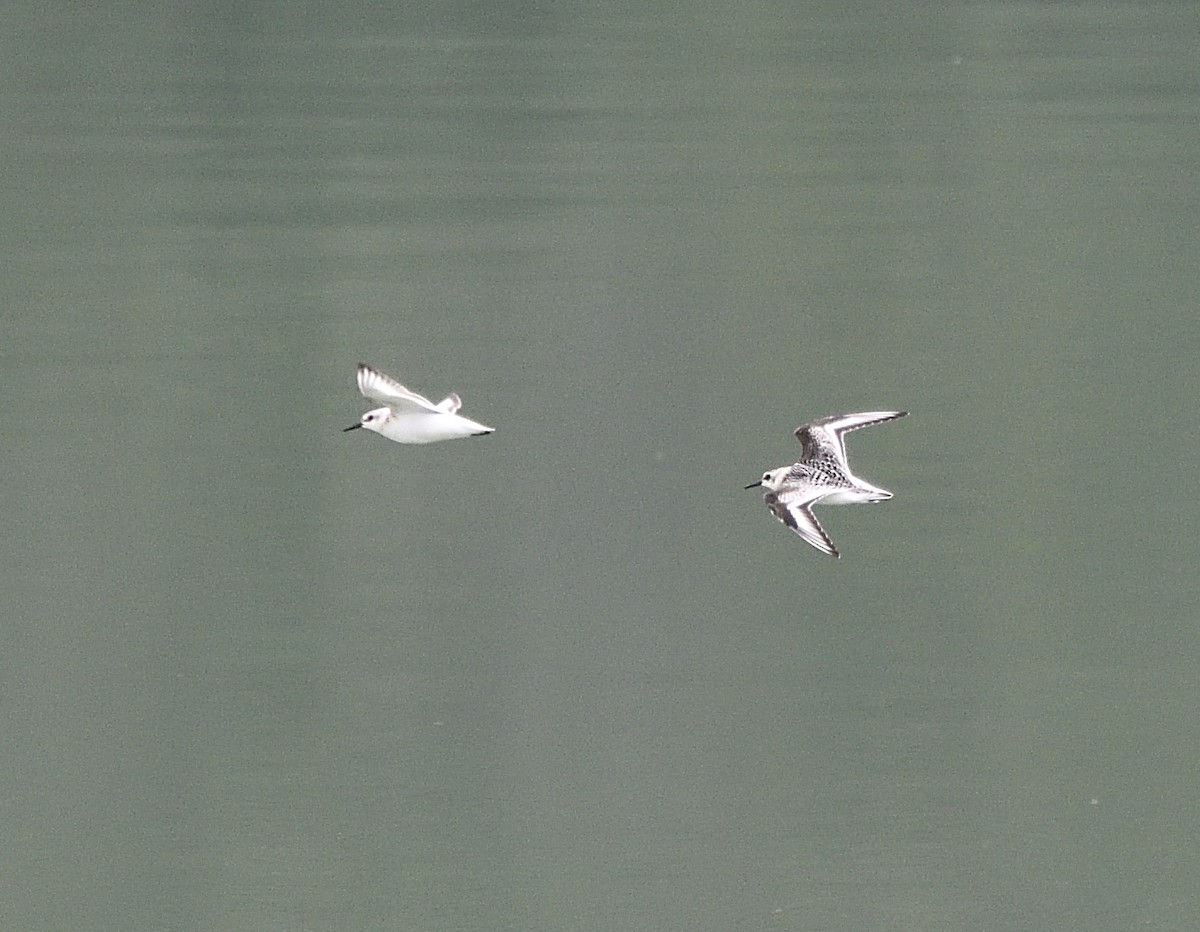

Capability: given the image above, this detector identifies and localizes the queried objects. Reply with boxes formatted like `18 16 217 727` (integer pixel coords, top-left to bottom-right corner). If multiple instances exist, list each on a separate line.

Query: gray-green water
4 3 1200 929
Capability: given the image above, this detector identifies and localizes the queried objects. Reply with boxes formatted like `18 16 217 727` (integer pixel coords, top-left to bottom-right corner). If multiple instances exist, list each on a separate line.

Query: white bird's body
746 411 906 557
344 363 494 444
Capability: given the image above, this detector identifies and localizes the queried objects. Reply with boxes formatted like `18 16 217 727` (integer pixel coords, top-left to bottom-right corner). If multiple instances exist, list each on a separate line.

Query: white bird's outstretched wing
356 364 441 413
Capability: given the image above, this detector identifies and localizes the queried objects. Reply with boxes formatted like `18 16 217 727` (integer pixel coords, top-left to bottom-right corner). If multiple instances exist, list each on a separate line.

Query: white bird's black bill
343 423 363 432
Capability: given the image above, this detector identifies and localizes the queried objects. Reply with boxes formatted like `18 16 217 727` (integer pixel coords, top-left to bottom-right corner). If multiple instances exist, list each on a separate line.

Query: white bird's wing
435 392 462 414
356 364 441 413
764 487 840 557
794 411 907 465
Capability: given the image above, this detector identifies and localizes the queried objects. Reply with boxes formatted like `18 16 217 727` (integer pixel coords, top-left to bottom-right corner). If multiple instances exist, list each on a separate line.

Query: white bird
344 363 494 444
745 411 906 557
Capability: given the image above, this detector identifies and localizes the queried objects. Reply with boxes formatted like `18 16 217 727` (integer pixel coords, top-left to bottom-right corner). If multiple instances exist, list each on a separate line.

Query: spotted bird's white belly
819 485 892 505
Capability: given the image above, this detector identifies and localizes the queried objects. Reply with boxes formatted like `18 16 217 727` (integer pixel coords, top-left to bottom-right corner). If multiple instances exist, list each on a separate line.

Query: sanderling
344 363 494 444
745 411 907 557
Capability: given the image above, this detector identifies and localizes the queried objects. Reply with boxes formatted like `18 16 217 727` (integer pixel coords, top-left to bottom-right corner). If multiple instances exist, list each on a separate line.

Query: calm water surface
3 2 1200 929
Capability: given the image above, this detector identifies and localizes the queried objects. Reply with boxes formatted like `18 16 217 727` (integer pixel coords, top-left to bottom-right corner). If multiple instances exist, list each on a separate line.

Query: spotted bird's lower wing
764 490 839 557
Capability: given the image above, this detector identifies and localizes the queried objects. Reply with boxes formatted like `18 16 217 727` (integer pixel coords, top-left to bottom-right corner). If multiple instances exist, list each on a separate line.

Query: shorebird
344 363 494 444
746 411 907 557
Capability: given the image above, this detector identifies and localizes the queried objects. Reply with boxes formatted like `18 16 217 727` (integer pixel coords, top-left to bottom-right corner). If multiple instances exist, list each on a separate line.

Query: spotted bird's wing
795 411 907 465
356 364 441 414
764 487 840 557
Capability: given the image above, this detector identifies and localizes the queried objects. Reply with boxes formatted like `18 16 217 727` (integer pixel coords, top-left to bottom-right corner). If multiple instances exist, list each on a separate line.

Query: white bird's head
344 407 391 435
744 467 790 491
